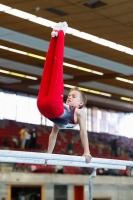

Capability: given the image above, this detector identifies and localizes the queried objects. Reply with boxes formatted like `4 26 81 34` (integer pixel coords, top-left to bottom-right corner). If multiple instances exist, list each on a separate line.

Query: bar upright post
89 168 97 200
131 167 133 176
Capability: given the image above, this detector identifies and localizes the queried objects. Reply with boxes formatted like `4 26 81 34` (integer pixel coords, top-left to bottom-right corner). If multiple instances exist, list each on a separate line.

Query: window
3 92 16 120
88 108 92 132
100 109 109 133
54 185 67 200
1 89 133 138
16 93 29 123
11 186 42 200
108 111 118 134
92 107 100 132
46 118 53 127
124 113 133 138
28 95 41 124
0 90 4 120
117 112 125 136
84 107 88 130
41 115 46 126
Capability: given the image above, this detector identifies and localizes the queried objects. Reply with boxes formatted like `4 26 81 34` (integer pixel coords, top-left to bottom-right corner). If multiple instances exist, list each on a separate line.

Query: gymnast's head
66 87 87 109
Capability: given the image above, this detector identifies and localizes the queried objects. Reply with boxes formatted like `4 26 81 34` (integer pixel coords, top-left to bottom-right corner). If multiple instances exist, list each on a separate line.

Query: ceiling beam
1 27 133 75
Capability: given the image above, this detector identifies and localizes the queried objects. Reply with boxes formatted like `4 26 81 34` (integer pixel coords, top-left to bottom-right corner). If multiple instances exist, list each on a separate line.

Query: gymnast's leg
37 22 68 118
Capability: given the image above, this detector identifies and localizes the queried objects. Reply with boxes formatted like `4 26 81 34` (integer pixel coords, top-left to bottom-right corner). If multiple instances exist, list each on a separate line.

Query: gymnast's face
66 90 83 108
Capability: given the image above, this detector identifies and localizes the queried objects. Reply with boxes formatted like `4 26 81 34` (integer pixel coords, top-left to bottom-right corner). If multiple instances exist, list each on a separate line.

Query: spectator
25 128 31 149
66 139 75 155
109 135 118 157
30 128 37 149
19 126 26 149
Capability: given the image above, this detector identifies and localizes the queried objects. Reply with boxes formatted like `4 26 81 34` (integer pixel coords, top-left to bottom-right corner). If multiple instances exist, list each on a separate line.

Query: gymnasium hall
0 1 133 200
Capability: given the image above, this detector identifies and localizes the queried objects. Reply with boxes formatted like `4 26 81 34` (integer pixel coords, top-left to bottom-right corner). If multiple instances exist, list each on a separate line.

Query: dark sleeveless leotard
48 103 77 129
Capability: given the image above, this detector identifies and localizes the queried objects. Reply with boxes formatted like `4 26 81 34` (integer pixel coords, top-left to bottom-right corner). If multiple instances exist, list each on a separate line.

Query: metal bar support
89 168 97 200
131 167 133 176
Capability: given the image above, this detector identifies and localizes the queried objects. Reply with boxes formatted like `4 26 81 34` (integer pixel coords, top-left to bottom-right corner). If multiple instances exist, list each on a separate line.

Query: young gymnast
37 22 92 163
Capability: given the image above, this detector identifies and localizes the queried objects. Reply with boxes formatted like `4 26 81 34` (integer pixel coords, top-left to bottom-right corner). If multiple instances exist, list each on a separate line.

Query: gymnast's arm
47 123 59 153
76 108 92 163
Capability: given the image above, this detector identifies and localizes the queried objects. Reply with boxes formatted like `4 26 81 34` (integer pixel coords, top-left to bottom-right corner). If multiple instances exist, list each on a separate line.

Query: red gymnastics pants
37 30 65 118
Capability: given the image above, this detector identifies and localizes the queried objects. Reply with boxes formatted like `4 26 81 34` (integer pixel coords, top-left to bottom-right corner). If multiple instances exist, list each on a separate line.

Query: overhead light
125 49 133 55
0 45 27 55
78 86 90 92
0 68 37 80
0 45 8 50
120 97 133 102
63 62 77 69
27 53 45 60
64 84 74 89
67 27 81 36
92 70 103 75
0 69 10 74
116 77 133 84
64 84 111 97
29 17 56 28
10 72 37 80
25 76 37 80
0 4 11 11
77 66 92 72
100 92 111 97
63 62 103 75
98 39 117 49
8 48 27 55
10 72 38 80
94 38 111 47
116 77 129 83
115 45 130 52
89 89 100 94
10 72 25 78
80 32 99 41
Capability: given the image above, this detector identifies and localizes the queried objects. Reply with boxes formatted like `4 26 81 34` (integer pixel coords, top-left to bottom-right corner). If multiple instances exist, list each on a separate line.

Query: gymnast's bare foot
83 153 92 163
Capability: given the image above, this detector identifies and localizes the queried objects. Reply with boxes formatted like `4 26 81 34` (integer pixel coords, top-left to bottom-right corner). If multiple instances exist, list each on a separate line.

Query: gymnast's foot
60 21 68 35
51 22 62 37
51 21 68 37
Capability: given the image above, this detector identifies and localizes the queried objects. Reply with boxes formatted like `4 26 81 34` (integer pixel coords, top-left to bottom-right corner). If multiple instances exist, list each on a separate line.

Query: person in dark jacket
30 128 37 149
